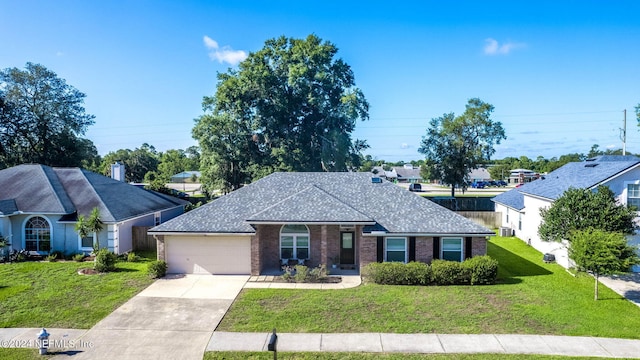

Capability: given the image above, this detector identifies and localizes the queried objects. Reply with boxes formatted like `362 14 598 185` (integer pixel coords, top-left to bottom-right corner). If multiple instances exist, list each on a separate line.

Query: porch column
320 225 328 266
154 235 165 261
251 229 261 276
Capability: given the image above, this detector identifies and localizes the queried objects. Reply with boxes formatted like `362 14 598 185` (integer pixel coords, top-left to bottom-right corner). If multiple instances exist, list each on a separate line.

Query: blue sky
2 1 639 162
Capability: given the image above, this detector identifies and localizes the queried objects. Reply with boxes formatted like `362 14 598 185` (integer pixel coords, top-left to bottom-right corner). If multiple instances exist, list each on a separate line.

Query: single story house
170 171 201 183
468 167 491 183
492 155 640 271
150 172 494 275
0 164 188 256
394 165 423 183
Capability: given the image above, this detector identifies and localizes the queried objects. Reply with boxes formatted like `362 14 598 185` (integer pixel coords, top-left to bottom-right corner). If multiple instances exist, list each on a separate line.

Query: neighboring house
468 167 491 183
371 166 398 181
150 172 494 275
0 164 188 255
170 171 201 183
393 165 423 183
492 155 640 271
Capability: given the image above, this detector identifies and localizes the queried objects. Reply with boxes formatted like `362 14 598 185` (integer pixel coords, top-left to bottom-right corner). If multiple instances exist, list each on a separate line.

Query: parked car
471 181 485 189
496 180 507 187
408 183 422 192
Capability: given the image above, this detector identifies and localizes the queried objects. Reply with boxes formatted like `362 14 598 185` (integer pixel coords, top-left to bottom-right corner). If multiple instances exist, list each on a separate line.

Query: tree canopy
0 62 96 168
418 98 506 196
538 185 637 242
193 34 369 192
569 228 639 300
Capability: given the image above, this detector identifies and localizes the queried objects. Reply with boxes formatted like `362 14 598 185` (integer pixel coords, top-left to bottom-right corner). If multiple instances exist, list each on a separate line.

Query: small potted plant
330 255 340 269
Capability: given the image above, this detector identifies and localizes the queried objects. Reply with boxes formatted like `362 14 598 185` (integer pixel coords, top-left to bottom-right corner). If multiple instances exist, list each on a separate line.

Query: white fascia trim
147 232 255 237
593 163 640 189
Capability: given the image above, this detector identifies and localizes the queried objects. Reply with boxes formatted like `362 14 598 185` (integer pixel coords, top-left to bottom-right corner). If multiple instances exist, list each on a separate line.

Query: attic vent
585 163 599 168
371 177 382 183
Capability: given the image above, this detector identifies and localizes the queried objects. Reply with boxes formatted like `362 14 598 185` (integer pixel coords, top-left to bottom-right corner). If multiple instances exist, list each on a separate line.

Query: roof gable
246 185 374 223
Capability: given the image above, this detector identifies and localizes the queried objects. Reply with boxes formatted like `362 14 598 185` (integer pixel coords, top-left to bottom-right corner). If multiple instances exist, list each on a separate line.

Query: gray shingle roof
492 156 640 209
152 172 493 236
0 165 186 222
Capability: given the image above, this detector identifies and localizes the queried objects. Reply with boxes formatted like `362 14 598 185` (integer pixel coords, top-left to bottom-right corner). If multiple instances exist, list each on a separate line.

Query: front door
340 232 355 265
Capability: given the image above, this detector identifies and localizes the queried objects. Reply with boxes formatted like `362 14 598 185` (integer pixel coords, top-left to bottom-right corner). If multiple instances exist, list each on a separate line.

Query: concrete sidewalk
208 332 640 358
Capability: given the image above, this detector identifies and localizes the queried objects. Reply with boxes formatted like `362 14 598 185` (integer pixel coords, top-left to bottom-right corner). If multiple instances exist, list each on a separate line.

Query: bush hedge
94 248 117 272
364 256 498 286
147 260 168 279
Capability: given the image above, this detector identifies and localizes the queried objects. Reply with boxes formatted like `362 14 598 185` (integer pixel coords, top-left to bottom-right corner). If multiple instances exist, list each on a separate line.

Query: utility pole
621 109 627 156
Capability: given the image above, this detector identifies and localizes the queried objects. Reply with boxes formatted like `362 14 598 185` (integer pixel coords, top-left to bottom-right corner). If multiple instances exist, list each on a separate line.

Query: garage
164 236 251 274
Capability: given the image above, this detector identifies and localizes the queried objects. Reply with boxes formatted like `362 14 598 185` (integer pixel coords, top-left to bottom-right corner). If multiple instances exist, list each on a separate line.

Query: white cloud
203 35 247 65
483 38 525 55
401 143 410 149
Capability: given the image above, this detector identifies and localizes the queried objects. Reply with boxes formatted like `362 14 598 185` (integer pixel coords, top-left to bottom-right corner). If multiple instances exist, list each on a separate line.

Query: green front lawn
0 255 155 328
218 236 640 338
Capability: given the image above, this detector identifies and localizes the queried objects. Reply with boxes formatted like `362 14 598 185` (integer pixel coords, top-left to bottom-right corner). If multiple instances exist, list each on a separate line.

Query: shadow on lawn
489 241 552 284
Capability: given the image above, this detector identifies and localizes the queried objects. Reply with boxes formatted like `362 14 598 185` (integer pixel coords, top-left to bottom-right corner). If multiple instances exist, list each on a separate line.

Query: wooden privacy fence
132 226 156 252
457 211 501 229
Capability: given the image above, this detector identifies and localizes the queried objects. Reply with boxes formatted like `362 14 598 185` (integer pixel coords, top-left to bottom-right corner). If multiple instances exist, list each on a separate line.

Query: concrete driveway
54 275 248 360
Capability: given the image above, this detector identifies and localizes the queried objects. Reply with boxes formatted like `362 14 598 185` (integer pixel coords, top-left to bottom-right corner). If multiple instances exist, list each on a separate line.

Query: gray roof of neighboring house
492 156 640 210
0 164 187 222
152 172 493 236
468 167 491 180
171 171 201 179
394 167 422 180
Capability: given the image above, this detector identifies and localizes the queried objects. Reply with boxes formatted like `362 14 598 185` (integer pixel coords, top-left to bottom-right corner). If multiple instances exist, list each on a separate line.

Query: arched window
24 216 51 252
280 224 309 260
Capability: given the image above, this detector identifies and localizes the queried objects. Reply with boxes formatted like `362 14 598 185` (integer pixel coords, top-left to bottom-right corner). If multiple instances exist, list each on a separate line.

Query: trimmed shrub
147 260 168 279
431 259 470 285
294 265 309 282
72 253 85 262
44 253 58 262
94 248 117 272
127 252 140 263
404 261 431 285
465 255 499 285
363 262 430 285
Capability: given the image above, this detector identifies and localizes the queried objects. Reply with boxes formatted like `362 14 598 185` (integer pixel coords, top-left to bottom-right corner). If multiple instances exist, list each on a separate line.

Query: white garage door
165 236 251 274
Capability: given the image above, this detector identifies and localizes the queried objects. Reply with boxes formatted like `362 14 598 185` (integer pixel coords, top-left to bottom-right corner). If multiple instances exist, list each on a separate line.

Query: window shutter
432 237 440 260
408 237 416 262
465 237 473 259
376 237 384 262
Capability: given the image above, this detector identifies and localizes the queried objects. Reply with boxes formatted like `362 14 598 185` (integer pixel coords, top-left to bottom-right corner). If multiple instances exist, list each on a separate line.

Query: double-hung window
280 225 310 260
441 238 463 262
385 237 407 262
628 184 640 210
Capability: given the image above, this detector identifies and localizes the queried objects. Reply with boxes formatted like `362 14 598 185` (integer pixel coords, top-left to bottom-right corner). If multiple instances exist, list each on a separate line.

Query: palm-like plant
75 208 104 253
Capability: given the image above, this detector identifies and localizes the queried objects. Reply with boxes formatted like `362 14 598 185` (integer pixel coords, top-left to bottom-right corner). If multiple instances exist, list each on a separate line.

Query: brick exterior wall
252 224 343 274
251 224 488 275
415 236 433 263
471 236 487 257
359 235 377 271
154 235 165 261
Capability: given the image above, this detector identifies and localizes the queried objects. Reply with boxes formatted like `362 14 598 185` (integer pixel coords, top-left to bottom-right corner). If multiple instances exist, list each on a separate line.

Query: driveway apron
54 274 248 360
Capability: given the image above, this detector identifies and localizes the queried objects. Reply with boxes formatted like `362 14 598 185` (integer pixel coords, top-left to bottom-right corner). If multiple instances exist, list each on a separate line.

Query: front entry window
280 224 310 260
25 216 51 252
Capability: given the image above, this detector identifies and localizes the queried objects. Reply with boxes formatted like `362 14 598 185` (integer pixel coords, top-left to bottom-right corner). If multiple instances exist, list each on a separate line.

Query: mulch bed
77 268 100 275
